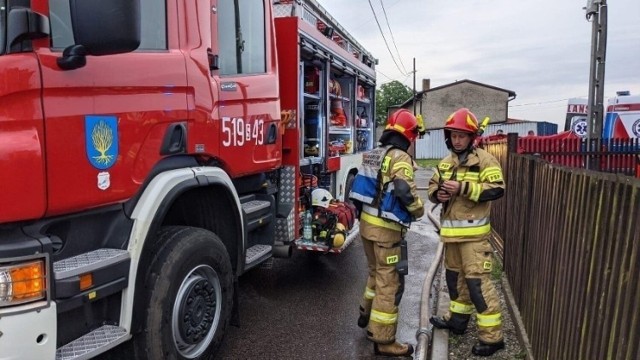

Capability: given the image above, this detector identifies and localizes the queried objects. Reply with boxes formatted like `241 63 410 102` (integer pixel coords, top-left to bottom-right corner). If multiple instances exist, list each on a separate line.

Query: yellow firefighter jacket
360 148 424 243
427 148 504 243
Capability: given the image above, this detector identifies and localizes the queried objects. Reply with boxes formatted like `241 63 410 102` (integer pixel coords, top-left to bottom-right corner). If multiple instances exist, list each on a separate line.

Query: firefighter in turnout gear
428 108 506 356
349 109 424 357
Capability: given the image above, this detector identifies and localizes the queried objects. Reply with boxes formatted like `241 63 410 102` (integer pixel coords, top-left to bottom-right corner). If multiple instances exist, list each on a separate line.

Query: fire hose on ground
414 202 444 360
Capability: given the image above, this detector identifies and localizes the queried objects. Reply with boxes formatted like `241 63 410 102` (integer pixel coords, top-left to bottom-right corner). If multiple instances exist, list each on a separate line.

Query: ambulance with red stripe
604 92 640 139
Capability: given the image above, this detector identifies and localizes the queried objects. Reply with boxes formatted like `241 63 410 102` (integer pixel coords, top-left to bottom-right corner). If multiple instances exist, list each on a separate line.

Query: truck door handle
266 123 277 144
207 48 219 71
160 123 187 155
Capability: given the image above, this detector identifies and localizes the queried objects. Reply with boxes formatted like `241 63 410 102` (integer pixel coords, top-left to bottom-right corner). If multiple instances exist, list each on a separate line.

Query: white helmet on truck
311 188 333 208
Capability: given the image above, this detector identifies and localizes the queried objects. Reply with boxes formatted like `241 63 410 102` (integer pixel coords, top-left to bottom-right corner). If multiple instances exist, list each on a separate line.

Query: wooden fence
482 136 640 359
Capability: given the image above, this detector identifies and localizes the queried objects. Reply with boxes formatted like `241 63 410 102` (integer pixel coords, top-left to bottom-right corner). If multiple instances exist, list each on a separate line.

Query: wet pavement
215 168 439 359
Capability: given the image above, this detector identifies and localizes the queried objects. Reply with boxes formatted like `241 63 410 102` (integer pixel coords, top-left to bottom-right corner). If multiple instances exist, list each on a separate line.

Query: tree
375 81 413 125
91 120 114 166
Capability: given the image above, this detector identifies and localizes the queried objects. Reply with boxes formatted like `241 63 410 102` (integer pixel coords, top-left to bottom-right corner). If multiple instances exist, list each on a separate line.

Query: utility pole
585 0 608 167
412 57 417 115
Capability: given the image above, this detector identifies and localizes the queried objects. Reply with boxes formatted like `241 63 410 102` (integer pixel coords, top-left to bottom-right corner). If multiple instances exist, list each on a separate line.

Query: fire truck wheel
135 226 233 359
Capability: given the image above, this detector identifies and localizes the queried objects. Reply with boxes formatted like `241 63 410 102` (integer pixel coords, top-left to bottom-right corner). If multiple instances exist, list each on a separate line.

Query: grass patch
491 254 503 281
514 349 528 359
448 334 462 346
415 159 440 168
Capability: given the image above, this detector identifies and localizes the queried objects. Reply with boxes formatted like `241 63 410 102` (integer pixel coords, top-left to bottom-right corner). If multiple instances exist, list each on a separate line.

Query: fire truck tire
134 226 233 359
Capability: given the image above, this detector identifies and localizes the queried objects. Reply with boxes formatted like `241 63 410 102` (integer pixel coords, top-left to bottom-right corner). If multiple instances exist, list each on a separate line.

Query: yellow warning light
79 273 93 291
0 260 46 307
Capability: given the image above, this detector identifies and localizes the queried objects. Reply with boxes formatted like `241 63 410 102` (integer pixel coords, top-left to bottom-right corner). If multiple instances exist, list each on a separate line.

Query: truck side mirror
56 44 86 70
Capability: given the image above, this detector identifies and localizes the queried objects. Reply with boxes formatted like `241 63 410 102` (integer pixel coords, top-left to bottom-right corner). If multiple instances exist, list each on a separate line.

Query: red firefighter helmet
385 109 419 142
444 108 479 134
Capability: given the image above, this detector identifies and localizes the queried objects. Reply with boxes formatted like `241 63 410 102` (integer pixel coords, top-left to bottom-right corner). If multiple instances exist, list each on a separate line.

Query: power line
509 98 571 107
376 69 412 86
376 69 395 81
378 0 407 74
349 0 403 32
367 0 407 76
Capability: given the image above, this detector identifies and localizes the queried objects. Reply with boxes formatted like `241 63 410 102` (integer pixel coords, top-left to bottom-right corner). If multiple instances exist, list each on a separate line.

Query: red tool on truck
0 0 376 358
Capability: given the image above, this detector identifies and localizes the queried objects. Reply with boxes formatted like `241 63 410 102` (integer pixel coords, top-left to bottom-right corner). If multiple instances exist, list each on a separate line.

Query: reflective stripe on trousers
477 313 502 327
364 287 375 300
449 300 474 315
370 309 398 325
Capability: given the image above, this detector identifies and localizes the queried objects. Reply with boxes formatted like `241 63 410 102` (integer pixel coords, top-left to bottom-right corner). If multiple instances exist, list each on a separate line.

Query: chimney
422 79 431 92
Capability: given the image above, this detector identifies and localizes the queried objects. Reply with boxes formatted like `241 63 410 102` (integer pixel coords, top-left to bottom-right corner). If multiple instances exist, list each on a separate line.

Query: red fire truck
0 0 376 358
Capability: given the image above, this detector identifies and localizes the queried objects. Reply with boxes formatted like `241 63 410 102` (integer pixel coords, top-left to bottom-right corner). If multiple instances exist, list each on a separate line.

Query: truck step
242 199 273 232
241 199 271 215
245 244 272 268
56 325 129 360
54 248 129 280
260 258 274 269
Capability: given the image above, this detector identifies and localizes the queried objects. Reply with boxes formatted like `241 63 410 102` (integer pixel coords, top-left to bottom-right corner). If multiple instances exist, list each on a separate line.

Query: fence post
503 133 519 284
506 133 518 174
507 133 518 153
587 137 600 170
520 156 536 301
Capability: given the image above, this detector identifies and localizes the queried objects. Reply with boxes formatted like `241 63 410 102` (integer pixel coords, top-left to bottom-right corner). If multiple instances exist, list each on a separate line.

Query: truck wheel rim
172 264 222 358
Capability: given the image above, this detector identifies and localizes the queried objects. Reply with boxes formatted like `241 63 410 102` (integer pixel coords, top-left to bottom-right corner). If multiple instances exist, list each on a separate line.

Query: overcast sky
317 0 640 128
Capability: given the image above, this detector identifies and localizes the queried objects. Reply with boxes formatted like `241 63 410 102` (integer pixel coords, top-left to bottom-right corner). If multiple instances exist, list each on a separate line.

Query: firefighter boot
357 306 369 328
374 342 414 357
429 313 470 335
471 340 505 356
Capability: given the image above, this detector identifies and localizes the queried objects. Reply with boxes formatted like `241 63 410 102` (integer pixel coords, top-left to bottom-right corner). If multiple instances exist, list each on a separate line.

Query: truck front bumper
0 301 57 360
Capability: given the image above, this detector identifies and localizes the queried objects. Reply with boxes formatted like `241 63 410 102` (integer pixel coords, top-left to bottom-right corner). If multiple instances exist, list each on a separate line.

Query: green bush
491 254 503 281
415 159 440 168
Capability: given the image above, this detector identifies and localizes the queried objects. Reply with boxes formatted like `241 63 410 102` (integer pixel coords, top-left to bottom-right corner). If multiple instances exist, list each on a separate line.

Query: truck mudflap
294 221 359 254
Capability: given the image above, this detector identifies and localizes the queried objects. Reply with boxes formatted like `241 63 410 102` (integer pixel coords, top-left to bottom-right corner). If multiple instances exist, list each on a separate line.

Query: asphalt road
215 168 439 359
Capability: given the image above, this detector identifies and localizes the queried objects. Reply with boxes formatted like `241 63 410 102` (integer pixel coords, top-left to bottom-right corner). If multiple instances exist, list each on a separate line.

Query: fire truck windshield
49 0 167 51
49 0 74 49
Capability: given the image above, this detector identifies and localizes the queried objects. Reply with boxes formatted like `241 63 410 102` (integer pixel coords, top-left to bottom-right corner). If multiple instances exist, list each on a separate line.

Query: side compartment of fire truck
273 0 377 254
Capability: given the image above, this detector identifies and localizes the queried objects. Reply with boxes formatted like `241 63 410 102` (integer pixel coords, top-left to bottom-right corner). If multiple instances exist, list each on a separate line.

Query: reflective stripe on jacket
361 205 403 231
440 218 491 237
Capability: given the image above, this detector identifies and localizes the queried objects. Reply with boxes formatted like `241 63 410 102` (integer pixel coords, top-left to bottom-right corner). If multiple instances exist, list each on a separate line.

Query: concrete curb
430 268 449 360
431 289 450 359
492 235 535 360
501 277 535 360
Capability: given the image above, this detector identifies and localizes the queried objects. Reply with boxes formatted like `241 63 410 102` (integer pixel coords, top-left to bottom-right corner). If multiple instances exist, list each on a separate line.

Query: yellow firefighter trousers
360 236 404 344
444 239 502 344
